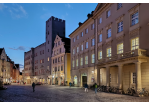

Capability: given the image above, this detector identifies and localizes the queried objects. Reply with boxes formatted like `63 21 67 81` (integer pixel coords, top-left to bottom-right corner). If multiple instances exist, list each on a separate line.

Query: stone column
106 66 110 86
118 64 123 90
97 67 100 86
135 62 142 91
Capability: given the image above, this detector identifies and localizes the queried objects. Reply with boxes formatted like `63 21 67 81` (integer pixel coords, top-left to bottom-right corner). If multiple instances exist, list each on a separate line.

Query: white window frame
107 10 111 18
107 47 111 57
85 56 88 65
98 51 102 59
76 59 78 67
131 37 139 50
73 49 75 54
99 17 102 24
92 38 95 46
117 43 123 54
81 44 83 51
81 32 83 37
99 34 102 42
131 12 139 26
107 28 111 38
77 47 79 53
117 3 122 10
86 42 88 49
132 72 136 84
73 38 75 42
85 28 88 34
91 24 94 30
91 54 95 63
77 35 79 40
118 21 123 33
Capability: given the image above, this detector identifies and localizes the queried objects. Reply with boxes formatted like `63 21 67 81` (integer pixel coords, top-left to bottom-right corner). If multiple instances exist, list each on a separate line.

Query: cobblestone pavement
0 84 149 102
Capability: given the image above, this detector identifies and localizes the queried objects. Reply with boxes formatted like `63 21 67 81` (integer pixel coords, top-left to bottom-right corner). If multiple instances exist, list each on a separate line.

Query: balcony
98 49 147 65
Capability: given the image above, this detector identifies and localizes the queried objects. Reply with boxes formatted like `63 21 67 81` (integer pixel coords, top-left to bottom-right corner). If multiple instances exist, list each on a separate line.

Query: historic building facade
0 48 19 85
24 16 65 84
51 35 71 86
69 3 149 92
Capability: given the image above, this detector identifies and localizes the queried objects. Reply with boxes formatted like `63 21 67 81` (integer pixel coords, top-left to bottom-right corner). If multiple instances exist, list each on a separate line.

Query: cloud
41 13 52 19
65 3 73 9
8 46 30 51
5 4 27 18
0 3 7 11
19 64 24 68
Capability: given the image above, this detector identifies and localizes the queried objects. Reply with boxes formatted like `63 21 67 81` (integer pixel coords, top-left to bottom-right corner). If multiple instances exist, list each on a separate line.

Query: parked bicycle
127 87 136 96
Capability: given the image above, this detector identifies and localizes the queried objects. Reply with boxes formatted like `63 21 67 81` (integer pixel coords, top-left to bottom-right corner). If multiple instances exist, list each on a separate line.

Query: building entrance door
55 78 58 85
27 79 31 84
82 76 87 87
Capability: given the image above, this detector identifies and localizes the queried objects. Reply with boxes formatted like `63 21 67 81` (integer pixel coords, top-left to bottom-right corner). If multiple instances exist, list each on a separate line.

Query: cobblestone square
0 84 149 102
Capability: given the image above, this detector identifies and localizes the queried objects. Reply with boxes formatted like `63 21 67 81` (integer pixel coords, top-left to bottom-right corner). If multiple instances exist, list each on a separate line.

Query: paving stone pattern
0 84 149 102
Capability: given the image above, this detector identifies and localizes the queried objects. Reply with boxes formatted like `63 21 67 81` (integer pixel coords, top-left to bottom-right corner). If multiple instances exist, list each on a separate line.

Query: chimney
78 22 82 27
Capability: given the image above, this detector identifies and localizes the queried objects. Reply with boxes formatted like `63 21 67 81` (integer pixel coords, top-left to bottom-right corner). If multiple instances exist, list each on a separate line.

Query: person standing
84 83 88 93
95 83 97 94
32 82 36 92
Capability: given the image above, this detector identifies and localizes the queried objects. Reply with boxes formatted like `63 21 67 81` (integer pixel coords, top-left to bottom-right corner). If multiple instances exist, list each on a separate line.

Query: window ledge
129 23 139 32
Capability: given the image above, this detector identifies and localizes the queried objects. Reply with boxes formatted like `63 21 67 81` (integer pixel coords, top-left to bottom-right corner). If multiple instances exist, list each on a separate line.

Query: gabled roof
58 35 70 53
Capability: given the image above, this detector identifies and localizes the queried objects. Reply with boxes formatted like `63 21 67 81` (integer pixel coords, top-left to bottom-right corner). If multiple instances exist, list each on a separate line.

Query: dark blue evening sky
0 3 98 71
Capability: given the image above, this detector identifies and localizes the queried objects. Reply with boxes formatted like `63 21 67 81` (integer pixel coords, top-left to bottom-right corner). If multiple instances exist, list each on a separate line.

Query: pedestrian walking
95 83 97 94
32 82 36 92
69 82 72 88
84 83 88 93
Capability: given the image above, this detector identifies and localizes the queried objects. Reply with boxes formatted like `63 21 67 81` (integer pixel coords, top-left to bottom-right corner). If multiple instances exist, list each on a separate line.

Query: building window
91 24 94 30
81 44 83 51
106 10 111 18
58 57 60 62
57 49 58 54
55 67 57 72
99 34 102 42
118 21 123 33
98 51 102 60
85 42 88 49
47 66 49 70
60 48 61 53
107 47 111 57
54 51 56 55
85 56 88 64
81 32 83 37
58 41 60 45
61 56 63 61
55 43 57 47
117 3 122 10
47 57 49 61
92 38 95 46
91 54 95 63
73 49 75 54
107 28 111 38
132 73 136 83
99 17 102 24
131 12 139 26
117 43 123 54
76 59 78 67
73 38 75 42
58 66 60 71
77 47 79 53
131 37 139 50
53 67 54 72
72 60 74 67
53 59 54 64
85 28 88 34
61 66 63 71
80 58 83 66
77 35 79 40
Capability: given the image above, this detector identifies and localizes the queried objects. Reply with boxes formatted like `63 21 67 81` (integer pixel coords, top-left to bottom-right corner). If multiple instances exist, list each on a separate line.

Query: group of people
84 83 98 94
